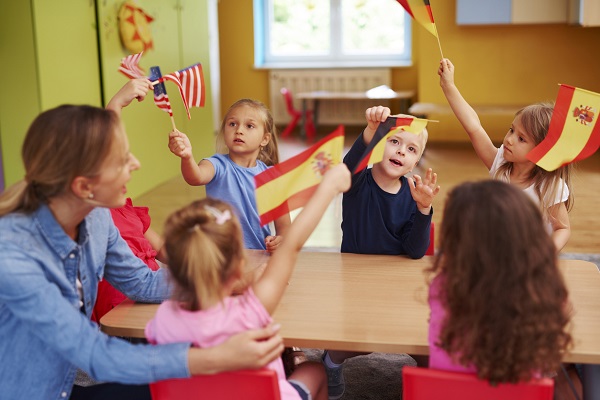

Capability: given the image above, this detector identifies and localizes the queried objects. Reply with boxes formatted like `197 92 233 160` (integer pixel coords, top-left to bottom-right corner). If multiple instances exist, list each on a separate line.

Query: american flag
118 52 145 79
161 63 205 119
149 66 173 117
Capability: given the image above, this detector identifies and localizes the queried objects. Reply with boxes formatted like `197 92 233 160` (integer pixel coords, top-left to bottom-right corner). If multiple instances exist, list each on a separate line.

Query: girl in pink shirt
427 180 572 384
146 164 351 400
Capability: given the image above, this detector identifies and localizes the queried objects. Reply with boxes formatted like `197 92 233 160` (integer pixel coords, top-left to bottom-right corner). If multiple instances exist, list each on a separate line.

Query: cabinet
457 0 569 25
569 0 600 26
0 0 101 187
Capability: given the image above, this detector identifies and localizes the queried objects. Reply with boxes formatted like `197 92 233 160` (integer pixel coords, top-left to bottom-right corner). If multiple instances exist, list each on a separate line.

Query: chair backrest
280 87 297 115
402 366 554 400
425 222 435 256
150 369 281 400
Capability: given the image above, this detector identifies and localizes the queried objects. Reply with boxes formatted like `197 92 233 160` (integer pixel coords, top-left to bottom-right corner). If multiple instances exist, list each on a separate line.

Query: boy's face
373 129 425 179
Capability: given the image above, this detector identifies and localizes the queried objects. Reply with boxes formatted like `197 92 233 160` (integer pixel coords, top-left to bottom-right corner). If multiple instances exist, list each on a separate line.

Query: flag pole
434 25 444 59
170 116 177 131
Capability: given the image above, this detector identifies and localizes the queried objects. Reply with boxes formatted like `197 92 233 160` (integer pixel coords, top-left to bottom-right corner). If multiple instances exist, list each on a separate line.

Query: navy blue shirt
341 133 432 258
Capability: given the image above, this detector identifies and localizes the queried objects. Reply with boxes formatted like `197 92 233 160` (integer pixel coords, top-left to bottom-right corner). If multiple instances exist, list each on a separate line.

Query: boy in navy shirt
324 106 440 399
341 106 439 257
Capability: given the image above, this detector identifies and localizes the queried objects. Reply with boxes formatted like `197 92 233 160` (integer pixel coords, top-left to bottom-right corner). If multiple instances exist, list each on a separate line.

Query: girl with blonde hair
168 98 290 252
439 58 572 251
146 164 352 400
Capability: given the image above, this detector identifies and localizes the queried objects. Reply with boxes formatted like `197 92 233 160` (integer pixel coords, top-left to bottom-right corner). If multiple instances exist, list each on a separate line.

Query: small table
295 89 415 137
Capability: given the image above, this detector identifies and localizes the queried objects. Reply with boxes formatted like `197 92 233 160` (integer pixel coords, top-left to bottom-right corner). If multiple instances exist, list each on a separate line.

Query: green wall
0 1 44 189
0 0 216 198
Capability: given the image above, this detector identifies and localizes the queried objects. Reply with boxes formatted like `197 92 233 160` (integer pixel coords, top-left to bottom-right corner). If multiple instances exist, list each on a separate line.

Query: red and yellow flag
353 116 428 174
255 126 345 226
527 84 600 171
396 0 438 37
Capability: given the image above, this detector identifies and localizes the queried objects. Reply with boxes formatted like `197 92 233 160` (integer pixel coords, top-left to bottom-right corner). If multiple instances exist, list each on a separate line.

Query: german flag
255 126 345 226
353 116 428 174
527 84 600 171
396 0 438 37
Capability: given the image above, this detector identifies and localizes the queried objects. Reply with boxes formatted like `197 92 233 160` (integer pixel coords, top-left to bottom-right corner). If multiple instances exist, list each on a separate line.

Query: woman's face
88 124 140 208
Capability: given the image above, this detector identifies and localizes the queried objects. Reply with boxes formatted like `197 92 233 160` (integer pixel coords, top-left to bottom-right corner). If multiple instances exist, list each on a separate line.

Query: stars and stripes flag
118 52 145 79
527 84 600 171
353 116 429 174
160 63 206 119
255 126 345 226
149 66 173 117
396 0 438 37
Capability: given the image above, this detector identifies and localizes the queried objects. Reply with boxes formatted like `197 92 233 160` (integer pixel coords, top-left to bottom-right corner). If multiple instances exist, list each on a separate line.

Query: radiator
269 68 391 126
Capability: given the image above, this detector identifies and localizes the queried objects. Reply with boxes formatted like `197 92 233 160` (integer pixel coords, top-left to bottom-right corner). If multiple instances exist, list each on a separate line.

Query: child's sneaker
322 351 345 399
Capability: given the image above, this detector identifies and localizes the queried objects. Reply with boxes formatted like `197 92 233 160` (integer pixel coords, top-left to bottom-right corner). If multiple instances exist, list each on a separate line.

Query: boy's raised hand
363 106 391 145
407 168 440 215
168 129 193 160
438 58 455 89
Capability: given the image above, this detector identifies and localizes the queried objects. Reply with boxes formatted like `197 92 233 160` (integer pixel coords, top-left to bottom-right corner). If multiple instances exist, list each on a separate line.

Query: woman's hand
188 324 284 375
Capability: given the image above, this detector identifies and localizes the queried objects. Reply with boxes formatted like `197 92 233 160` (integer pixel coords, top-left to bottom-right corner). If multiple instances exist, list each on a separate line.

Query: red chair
150 369 281 400
425 222 435 256
280 87 316 142
402 366 554 400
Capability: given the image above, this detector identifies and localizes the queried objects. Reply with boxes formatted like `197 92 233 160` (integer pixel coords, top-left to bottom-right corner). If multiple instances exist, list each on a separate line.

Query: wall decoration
118 1 154 53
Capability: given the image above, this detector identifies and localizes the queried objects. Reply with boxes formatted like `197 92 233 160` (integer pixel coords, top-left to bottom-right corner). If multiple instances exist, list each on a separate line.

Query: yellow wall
0 0 215 198
218 0 600 142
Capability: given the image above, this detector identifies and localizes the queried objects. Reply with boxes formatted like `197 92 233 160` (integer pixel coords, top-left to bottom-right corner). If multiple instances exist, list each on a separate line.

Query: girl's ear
260 132 271 147
71 176 93 200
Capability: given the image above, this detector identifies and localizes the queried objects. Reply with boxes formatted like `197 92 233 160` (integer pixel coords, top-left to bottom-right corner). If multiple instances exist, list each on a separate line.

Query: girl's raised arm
253 164 351 314
439 59 498 169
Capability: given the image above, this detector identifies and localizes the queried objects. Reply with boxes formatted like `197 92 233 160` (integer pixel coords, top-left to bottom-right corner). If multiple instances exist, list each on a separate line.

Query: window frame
254 0 413 69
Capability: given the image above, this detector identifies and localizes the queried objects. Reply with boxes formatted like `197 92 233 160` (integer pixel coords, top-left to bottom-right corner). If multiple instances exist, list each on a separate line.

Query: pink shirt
428 274 476 373
145 288 300 400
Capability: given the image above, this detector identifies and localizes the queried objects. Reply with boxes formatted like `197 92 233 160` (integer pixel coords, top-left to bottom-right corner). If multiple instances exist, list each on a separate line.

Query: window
254 0 412 68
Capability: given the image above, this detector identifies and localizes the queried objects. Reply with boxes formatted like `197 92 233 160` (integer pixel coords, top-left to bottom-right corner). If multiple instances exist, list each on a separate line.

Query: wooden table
100 252 600 398
295 90 415 136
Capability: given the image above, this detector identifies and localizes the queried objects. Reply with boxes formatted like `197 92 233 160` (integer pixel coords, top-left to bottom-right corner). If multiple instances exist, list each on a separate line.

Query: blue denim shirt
0 205 190 399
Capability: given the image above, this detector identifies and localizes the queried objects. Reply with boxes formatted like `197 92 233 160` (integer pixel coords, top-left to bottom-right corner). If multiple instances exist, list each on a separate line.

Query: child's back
427 180 572 383
147 164 351 400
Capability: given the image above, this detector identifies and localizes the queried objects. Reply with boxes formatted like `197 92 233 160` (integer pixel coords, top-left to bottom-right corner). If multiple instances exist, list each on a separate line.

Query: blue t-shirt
341 133 432 258
205 153 272 250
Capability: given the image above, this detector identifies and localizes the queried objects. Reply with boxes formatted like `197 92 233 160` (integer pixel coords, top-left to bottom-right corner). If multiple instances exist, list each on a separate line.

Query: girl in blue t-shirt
169 98 290 251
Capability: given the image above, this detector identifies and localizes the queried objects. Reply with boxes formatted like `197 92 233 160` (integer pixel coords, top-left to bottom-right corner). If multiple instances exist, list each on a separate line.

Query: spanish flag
353 116 428 174
255 126 345 226
527 84 600 171
396 0 438 37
